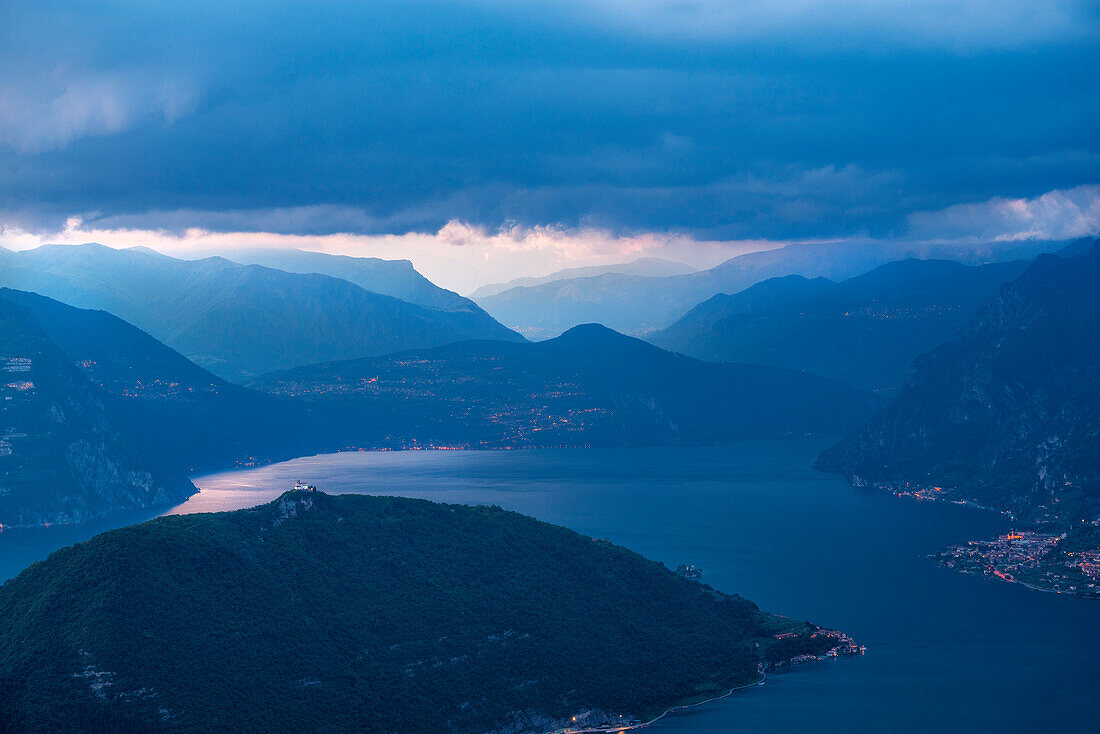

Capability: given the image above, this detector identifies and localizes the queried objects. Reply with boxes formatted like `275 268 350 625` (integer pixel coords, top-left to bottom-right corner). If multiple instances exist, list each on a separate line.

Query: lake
2 440 1097 732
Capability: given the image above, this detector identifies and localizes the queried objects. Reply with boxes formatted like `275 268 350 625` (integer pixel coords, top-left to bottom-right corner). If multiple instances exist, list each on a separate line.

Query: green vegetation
0 491 831 733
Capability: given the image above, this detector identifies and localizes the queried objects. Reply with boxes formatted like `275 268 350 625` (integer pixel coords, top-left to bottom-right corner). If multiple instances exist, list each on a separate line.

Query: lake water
2 440 1097 732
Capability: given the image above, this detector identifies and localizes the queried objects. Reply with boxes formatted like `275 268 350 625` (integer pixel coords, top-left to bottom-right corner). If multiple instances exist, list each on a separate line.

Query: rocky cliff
0 298 194 526
818 240 1100 524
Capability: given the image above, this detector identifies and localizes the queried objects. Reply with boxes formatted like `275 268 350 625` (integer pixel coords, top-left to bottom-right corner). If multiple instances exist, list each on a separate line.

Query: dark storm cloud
1 0 1098 239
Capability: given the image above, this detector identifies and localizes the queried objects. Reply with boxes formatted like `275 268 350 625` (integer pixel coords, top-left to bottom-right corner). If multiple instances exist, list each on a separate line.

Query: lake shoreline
4 444 1096 732
556 675 768 734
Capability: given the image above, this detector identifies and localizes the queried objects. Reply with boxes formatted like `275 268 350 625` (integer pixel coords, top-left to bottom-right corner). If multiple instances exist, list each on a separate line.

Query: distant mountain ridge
650 258 1031 391
253 323 879 447
470 257 697 300
0 297 194 526
0 288 872 524
211 247 485 313
475 239 1067 338
0 288 325 478
0 244 523 382
818 239 1100 524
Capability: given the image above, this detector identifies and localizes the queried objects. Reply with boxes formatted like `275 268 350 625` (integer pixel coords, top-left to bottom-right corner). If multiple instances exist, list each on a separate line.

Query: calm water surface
2 440 1097 733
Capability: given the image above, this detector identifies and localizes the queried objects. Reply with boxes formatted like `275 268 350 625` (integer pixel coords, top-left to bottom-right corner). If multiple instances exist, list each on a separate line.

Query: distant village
872 481 1016 520
262 360 613 448
934 529 1100 599
0 356 35 459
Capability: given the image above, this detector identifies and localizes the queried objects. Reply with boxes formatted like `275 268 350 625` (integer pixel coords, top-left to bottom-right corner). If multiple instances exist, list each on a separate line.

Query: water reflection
2 441 1097 733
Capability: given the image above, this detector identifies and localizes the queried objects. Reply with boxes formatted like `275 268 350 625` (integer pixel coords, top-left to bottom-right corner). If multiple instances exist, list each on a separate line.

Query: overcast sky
1 0 1097 290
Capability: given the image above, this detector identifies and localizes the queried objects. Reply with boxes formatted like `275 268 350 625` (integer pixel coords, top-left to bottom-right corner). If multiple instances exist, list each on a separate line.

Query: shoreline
930 524 1100 600
939 561 1099 600
554 674 767 734
860 480 1015 521
852 480 1099 600
4 441 840 530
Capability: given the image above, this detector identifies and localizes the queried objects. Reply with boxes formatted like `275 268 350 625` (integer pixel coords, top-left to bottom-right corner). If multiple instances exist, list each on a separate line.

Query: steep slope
1055 236 1100 258
254 324 879 447
0 289 324 474
0 299 194 526
214 247 484 313
818 242 1100 524
0 490 842 733
470 257 697 299
651 259 1031 391
0 244 523 381
475 239 1065 338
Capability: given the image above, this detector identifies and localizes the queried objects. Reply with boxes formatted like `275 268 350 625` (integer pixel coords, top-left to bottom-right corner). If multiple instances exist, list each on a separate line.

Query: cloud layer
4 184 1094 293
0 216 776 293
0 0 1097 247
907 185 1100 242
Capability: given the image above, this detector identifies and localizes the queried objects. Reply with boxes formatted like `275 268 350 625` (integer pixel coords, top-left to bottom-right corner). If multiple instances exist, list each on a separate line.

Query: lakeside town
933 529 1100 599
852 479 1100 599
1 356 35 460
858 480 1017 520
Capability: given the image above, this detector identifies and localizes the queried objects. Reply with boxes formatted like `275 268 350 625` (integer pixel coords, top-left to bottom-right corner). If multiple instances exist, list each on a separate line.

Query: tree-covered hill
253 323 879 448
0 490 834 733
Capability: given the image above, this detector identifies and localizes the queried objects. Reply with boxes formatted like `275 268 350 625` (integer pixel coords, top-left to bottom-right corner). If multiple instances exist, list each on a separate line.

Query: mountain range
0 297 194 526
253 323 879 447
474 239 1065 338
0 286 874 524
470 257 697 300
0 288 325 479
0 244 522 382
0 489 838 733
209 247 485 312
5 236 1095 528
650 258 1031 391
818 239 1100 524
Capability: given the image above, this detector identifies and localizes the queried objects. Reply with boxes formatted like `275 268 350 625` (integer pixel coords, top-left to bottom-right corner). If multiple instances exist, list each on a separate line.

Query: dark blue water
2 441 1097 732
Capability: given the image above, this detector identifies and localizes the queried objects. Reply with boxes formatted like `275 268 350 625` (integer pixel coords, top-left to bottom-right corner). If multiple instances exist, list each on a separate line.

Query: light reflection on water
3 441 1098 733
